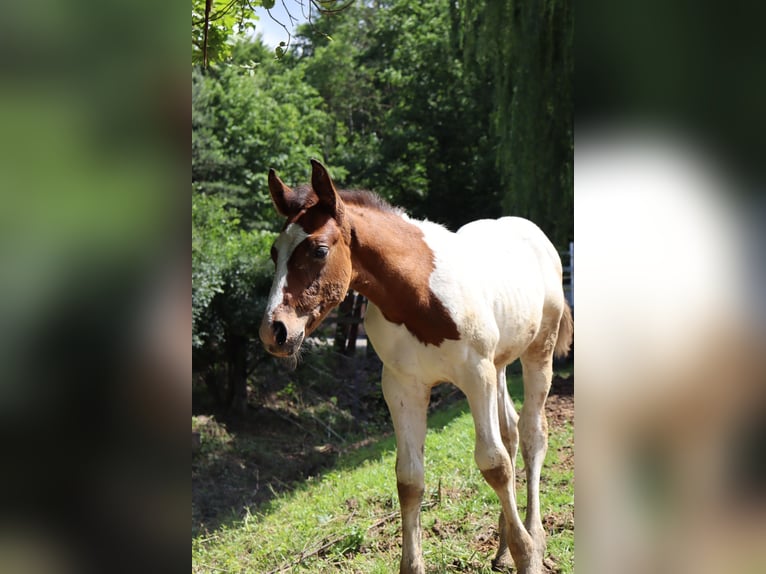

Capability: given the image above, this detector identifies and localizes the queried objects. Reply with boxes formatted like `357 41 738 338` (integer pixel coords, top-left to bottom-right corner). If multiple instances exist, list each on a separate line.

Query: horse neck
345 204 460 345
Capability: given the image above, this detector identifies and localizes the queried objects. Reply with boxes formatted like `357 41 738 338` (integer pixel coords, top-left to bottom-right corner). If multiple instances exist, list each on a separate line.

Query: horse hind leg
518 327 559 568
492 366 520 572
461 360 538 573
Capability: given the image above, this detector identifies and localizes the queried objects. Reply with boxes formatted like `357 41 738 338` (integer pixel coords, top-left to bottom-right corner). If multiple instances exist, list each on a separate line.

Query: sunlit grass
192 376 574 573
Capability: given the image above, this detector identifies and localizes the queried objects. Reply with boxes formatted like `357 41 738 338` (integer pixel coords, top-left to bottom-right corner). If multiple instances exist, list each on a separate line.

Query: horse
259 160 573 574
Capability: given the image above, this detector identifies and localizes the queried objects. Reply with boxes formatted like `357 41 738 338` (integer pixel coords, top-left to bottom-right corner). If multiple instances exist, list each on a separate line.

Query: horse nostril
272 321 287 346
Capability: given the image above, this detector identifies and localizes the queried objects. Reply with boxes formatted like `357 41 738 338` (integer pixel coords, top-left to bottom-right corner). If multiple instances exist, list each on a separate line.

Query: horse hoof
491 556 514 572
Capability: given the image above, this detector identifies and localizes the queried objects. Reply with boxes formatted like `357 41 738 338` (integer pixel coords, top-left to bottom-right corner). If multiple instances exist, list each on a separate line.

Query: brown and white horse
259 160 573 574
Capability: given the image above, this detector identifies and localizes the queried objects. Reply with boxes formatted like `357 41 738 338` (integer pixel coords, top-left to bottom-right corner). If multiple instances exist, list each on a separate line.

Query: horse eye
314 245 329 259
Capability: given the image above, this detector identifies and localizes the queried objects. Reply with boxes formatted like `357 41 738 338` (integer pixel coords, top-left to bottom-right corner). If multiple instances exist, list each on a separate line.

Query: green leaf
262 0 275 9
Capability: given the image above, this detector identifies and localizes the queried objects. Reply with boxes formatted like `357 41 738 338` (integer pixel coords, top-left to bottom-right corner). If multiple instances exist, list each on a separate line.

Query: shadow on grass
192 389 468 536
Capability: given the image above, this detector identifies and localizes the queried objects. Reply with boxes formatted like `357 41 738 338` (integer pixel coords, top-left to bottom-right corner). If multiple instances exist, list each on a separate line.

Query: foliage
463 0 574 247
295 0 502 228
192 0 257 66
192 193 275 350
192 34 343 410
192 0 356 66
192 192 276 411
192 54 337 230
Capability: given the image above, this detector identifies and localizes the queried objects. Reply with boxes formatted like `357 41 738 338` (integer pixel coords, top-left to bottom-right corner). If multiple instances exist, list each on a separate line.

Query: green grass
192 379 574 573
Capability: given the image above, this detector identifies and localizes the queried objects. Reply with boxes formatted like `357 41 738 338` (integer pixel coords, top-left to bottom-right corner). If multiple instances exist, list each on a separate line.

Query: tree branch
203 0 212 69
310 0 355 15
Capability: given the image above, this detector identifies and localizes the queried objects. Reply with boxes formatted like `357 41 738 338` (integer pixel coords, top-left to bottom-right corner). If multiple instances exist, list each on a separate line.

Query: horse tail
554 301 573 358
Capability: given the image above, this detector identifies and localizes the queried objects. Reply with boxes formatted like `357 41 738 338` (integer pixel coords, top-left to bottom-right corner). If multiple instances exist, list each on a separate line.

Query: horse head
259 160 353 357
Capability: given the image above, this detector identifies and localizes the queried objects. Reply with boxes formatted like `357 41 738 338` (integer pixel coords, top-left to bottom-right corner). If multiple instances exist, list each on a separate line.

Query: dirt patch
543 511 575 535
472 524 500 554
547 374 574 427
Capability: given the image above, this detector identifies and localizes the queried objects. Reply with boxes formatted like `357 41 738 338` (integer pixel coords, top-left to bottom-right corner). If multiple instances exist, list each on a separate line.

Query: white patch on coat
416 216 560 362
265 223 309 320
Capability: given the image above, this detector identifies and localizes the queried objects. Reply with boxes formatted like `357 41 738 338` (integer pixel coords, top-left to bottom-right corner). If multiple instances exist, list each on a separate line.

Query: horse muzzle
259 316 306 357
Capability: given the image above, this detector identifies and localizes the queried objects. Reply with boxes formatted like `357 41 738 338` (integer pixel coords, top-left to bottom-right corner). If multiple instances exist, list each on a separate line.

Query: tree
192 36 344 410
463 0 573 248
190 0 573 411
192 45 338 231
192 0 254 67
295 0 503 229
192 193 276 412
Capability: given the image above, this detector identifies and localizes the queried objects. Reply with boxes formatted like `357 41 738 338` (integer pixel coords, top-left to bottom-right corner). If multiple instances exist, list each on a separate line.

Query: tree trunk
345 294 365 356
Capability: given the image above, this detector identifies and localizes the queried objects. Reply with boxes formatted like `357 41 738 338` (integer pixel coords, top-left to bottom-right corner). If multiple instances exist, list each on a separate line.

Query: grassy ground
192 367 573 573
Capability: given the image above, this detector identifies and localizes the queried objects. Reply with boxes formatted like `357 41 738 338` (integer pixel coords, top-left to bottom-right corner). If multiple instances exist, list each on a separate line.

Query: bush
192 192 276 411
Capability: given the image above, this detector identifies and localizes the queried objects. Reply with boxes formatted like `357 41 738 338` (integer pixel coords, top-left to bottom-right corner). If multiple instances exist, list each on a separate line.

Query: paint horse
259 160 573 574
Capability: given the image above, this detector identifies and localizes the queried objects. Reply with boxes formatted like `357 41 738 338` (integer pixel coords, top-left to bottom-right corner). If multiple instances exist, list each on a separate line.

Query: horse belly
491 296 544 365
364 303 464 383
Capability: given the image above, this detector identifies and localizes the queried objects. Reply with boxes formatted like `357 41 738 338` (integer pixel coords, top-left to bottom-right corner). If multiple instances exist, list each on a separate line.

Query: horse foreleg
382 367 430 574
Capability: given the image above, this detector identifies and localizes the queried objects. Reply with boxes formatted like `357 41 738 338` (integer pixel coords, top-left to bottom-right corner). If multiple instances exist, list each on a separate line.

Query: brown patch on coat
522 302 573 365
397 481 425 510
481 462 512 491
346 202 460 346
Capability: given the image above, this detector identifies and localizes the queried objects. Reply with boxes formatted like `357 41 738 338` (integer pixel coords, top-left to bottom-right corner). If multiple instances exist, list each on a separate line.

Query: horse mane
339 189 402 215
290 185 401 215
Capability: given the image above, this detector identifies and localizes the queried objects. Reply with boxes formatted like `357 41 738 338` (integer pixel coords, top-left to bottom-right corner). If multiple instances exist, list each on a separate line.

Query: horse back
366 216 565 378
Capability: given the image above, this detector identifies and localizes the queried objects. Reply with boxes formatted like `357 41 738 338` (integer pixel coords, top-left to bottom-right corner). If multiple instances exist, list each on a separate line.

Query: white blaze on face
265 223 309 321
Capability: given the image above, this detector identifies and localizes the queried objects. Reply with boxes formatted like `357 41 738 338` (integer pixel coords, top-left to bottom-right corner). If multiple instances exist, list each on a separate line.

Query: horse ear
310 159 344 222
268 168 300 217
